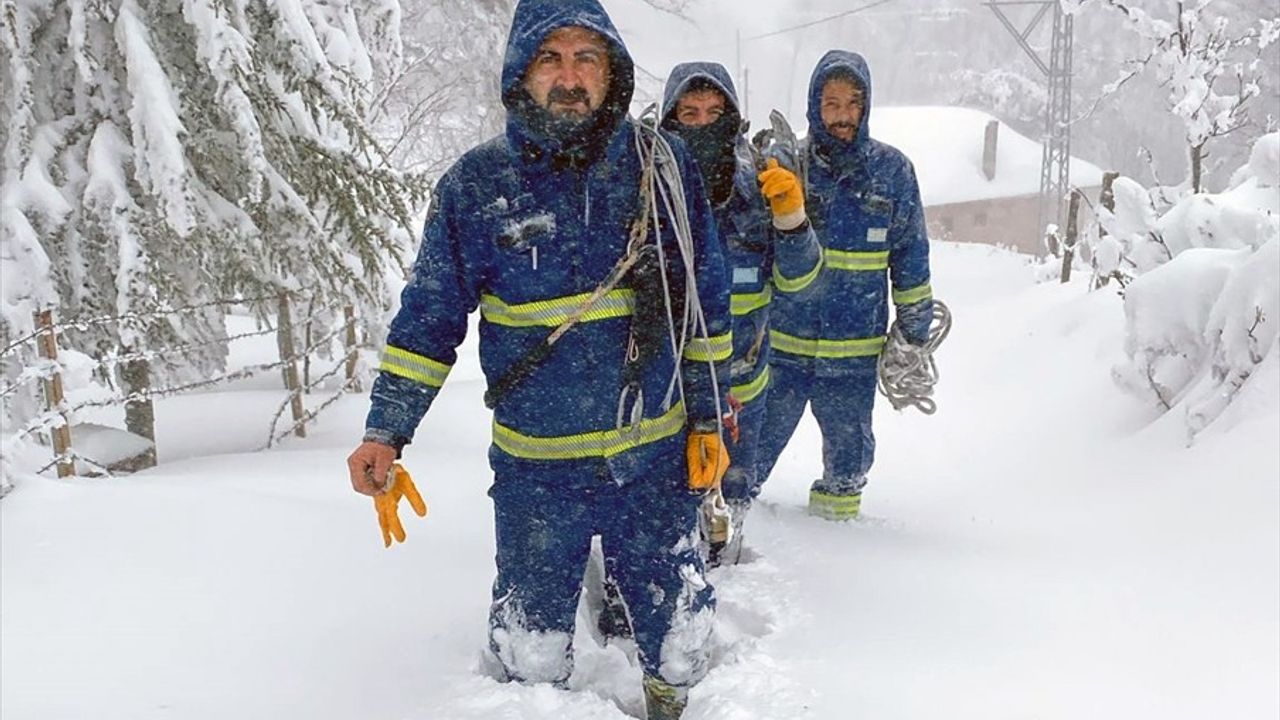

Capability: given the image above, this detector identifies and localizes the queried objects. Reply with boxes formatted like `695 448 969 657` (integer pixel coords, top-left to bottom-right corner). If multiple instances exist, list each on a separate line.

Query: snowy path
3 243 1277 720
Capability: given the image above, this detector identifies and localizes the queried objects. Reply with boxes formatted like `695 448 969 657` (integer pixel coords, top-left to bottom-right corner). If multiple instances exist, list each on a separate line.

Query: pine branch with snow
0 0 426 477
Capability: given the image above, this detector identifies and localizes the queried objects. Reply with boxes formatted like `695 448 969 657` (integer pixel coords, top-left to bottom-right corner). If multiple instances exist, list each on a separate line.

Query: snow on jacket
769 50 933 376
364 0 732 480
660 62 822 406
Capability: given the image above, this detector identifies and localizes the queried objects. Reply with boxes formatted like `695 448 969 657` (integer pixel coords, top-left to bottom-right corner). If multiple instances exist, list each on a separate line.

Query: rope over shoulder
876 299 952 415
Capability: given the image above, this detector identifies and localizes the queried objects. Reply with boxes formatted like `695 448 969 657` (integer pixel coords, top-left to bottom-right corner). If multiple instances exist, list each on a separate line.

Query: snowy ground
3 242 1277 720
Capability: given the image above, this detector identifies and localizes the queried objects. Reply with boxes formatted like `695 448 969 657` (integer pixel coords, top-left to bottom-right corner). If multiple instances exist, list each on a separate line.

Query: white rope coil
877 299 952 415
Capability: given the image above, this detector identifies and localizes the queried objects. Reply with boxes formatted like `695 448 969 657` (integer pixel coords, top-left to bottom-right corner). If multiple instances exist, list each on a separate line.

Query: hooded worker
755 50 934 521
659 62 821 563
346 1 734 716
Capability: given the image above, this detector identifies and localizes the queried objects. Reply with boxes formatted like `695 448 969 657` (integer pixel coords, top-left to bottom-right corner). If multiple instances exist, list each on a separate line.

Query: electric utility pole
986 1 1074 246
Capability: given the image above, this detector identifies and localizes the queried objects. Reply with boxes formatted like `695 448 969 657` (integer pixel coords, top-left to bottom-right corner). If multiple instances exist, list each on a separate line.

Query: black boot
597 574 634 640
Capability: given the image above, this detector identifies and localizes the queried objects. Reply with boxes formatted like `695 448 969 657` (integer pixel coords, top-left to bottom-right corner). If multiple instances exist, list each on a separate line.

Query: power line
743 0 899 42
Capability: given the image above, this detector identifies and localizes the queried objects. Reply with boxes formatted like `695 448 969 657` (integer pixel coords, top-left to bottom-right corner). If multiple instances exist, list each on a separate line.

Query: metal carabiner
615 382 645 443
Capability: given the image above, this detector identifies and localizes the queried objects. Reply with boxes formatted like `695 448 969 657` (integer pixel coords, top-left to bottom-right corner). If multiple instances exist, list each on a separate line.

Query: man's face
820 77 865 143
674 88 727 128
523 27 611 121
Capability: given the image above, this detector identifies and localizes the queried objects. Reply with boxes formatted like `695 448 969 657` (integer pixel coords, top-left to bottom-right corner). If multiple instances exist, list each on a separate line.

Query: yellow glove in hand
757 158 806 230
686 431 731 491
374 464 428 548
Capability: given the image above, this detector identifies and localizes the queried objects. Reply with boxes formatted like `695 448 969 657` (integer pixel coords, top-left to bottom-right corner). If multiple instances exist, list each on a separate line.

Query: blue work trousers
720 390 769 502
755 364 877 492
487 445 714 687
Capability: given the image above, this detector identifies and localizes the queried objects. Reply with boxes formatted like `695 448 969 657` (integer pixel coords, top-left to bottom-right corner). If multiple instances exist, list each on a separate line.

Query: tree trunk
1190 141 1205 194
119 353 158 471
344 305 362 392
1094 172 1121 289
1061 190 1082 284
276 293 307 438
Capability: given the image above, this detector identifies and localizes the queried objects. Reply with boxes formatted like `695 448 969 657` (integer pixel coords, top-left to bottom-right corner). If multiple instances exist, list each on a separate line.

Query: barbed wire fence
0 292 370 482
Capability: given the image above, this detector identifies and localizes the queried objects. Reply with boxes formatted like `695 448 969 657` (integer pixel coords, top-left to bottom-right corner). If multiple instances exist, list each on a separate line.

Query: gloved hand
686 430 731 491
757 158 806 230
373 464 428 548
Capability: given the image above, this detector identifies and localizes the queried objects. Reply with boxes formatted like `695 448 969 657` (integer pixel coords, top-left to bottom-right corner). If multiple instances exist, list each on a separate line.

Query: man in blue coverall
755 50 934 522
345 1 733 716
659 62 821 563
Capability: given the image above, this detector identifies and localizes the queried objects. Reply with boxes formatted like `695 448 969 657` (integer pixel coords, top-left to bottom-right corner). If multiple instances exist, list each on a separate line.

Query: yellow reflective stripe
480 289 635 328
773 254 823 293
769 330 887 359
683 332 733 362
731 365 771 405
893 282 933 305
825 249 889 271
379 346 452 388
731 286 772 316
492 402 686 460
809 489 861 519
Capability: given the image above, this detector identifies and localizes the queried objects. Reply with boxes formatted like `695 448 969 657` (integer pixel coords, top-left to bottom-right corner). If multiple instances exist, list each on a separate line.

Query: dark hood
500 0 636 165
659 61 742 126
659 62 748 206
806 50 872 160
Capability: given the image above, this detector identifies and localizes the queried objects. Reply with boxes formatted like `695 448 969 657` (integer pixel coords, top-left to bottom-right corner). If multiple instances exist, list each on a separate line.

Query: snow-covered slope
3 243 1277 720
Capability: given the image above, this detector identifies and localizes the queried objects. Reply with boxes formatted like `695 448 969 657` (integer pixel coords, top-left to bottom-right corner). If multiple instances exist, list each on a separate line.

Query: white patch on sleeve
733 267 760 284
867 227 888 244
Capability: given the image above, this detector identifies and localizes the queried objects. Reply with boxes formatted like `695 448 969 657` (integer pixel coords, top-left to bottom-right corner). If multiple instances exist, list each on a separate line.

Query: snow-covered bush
1092 175 1167 282
1114 133 1279 439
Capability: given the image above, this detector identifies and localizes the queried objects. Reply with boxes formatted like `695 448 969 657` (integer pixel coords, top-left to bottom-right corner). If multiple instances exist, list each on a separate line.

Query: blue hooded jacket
364 0 732 483
660 62 822 405
769 50 933 376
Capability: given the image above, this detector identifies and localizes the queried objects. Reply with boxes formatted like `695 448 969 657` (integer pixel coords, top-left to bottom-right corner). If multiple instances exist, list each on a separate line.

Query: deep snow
2 242 1277 719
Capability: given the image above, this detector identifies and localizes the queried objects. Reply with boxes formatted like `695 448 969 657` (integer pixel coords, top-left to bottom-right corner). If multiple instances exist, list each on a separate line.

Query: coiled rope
876 299 952 415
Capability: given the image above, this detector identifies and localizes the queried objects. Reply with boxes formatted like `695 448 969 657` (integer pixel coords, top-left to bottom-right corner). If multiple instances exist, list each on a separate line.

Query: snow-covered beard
513 88 617 168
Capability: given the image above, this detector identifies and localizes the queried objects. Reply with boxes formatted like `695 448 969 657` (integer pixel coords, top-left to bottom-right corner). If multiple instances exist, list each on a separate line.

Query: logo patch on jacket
867 228 888 244
733 267 760 284
862 194 894 217
498 212 556 250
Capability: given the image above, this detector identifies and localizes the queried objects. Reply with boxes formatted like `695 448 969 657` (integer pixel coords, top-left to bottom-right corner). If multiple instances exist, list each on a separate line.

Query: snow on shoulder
869 106 1105 207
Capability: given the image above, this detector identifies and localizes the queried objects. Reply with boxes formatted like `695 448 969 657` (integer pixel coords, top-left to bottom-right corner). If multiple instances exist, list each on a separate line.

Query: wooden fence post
1060 190 1082 284
33 309 74 478
343 305 362 392
276 293 306 438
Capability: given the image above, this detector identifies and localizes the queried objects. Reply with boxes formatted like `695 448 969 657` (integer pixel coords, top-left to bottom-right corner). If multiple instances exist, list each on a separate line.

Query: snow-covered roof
869 106 1106 207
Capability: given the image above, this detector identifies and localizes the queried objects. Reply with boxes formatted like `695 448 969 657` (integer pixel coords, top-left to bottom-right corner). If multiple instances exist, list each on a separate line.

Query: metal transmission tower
985 1 1074 246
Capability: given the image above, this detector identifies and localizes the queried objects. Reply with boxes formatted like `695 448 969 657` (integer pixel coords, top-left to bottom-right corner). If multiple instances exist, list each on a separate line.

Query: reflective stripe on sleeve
379 346 452 388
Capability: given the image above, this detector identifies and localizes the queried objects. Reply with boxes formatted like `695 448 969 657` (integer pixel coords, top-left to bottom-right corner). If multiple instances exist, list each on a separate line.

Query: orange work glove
373 464 428 548
757 158 806 229
686 430 731 491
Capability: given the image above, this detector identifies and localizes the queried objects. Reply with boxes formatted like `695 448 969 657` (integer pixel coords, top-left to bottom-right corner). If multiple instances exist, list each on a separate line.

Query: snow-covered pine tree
1 0 426 465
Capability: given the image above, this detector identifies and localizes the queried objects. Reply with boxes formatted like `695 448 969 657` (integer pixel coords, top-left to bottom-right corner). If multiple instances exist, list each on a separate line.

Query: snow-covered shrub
1114 133 1279 439
1092 175 1167 282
